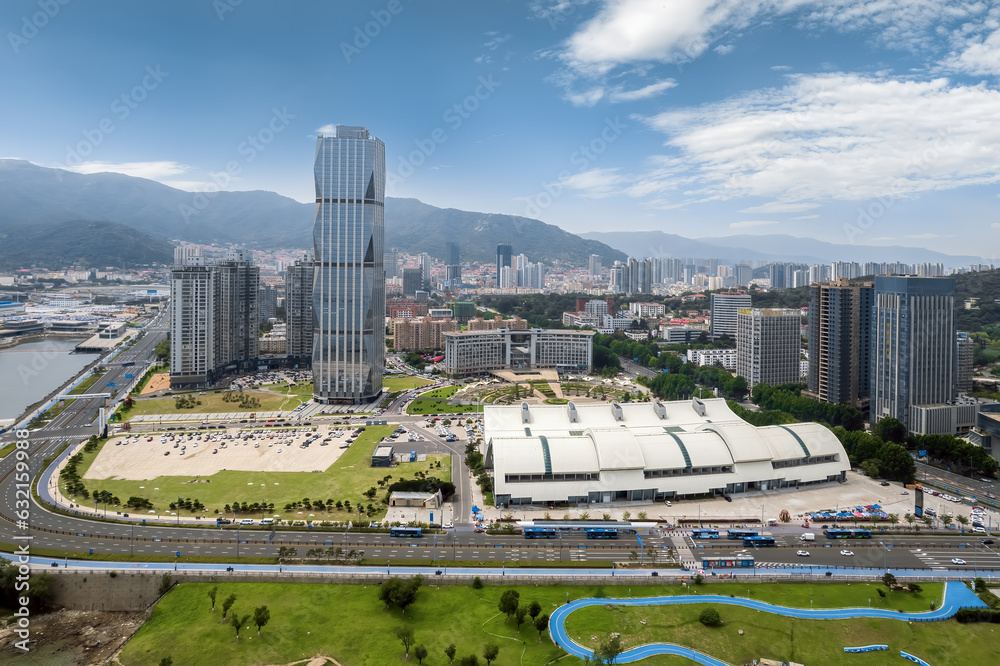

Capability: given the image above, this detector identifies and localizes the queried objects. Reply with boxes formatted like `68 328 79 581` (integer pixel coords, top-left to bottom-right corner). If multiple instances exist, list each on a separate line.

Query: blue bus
585 528 619 540
727 529 759 540
743 536 776 547
702 555 755 568
524 527 557 539
390 527 422 537
825 528 872 539
691 529 720 539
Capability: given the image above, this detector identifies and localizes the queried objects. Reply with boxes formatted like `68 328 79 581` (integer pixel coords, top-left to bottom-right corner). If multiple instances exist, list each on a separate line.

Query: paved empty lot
84 428 352 480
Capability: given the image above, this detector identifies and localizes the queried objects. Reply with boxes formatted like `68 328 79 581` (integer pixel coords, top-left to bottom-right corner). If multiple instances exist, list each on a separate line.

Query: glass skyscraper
312 125 385 404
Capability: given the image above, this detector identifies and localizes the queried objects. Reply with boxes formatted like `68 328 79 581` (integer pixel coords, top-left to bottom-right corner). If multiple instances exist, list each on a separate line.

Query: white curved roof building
484 397 849 507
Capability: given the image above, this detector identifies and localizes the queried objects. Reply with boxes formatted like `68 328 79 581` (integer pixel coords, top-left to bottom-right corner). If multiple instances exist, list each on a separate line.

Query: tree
208 585 218 612
514 605 528 633
231 612 249 640
159 658 173 666
221 593 237 619
699 607 723 627
158 573 173 596
445 643 457 664
498 588 520 620
882 572 897 587
460 656 480 666
535 613 549 639
942 514 954 528
415 644 429 665
873 417 907 444
596 634 624 664
483 643 500 665
253 605 270 635
957 514 969 527
528 599 542 621
395 626 416 658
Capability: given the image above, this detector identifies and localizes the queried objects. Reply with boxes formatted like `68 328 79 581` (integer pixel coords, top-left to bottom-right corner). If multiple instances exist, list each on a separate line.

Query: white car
840 550 854 556
796 550 810 557
443 522 454 529
973 527 986 533
952 558 966 565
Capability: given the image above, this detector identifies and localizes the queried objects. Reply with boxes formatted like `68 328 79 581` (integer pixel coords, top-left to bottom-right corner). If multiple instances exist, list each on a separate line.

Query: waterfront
0 338 96 421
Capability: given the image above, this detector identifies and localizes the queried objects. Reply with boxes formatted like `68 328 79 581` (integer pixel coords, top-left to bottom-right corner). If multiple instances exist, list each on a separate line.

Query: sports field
117 581 997 666
71 425 450 518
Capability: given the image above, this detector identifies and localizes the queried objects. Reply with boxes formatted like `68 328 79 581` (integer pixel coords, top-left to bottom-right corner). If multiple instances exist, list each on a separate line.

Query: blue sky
3 0 1000 258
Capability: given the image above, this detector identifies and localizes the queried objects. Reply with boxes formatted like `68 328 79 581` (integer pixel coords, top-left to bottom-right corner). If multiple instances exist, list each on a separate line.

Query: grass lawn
383 375 434 392
74 426 451 518
126 390 290 417
563 582 996 666
68 370 106 395
265 383 314 410
406 386 482 415
121 582 576 666
0 443 14 459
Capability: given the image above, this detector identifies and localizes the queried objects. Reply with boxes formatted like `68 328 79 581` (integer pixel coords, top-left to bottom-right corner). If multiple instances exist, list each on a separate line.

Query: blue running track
548 581 985 665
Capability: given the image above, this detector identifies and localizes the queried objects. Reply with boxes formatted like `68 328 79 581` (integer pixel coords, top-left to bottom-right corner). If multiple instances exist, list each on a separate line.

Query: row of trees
208 586 270 641
497 589 550 638
831 426 916 482
752 383 865 431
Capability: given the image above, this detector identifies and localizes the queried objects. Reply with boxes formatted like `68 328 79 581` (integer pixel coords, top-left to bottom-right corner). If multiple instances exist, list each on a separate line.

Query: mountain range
0 220 174 270
0 159 985 269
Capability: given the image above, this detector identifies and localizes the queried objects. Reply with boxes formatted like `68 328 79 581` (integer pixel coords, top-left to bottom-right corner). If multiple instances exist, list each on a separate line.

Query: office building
870 276 956 431
443 328 593 377
312 125 385 404
444 241 461 287
957 331 974 395
736 308 801 388
285 257 314 362
485 398 850 506
806 279 873 407
419 252 432 285
383 248 400 279
496 242 512 286
589 254 602 277
709 291 751 341
401 267 423 296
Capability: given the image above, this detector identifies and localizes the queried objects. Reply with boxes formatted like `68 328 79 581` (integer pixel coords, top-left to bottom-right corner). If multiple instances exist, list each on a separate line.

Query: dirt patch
0 609 145 666
139 373 170 396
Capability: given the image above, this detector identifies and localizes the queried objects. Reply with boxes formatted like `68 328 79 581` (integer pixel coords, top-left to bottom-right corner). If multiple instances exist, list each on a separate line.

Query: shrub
699 607 723 627
472 576 484 590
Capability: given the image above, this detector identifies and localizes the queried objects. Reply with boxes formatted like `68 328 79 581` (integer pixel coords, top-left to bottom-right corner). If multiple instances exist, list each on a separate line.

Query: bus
726 529 759 540
389 527 422 538
524 527 557 539
702 555 755 568
824 528 872 539
691 529 720 539
585 528 619 540
743 536 777 547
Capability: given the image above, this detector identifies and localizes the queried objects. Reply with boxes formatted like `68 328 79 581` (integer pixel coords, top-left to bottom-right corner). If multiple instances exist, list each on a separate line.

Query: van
260 518 274 525
800 532 815 542
239 518 254 525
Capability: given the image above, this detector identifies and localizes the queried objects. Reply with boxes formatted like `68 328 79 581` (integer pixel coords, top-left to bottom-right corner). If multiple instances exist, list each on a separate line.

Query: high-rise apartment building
736 308 801 388
805 279 873 407
401 267 423 296
870 276 956 430
258 283 277 322
589 253 602 277
312 125 385 404
496 242 512 286
285 256 314 362
169 250 259 389
957 331 974 395
444 241 461 286
419 252 432 285
709 291 751 341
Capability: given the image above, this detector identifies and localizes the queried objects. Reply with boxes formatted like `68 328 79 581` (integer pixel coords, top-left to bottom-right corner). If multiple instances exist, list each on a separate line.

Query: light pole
130 523 134 557
236 525 241 559
879 541 890 573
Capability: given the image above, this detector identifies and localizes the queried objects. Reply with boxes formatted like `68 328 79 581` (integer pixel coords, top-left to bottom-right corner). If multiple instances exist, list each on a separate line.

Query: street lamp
879 541 890 573
236 525 241 559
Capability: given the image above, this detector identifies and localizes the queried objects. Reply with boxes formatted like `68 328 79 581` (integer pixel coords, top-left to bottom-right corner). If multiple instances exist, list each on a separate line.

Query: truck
799 532 815 542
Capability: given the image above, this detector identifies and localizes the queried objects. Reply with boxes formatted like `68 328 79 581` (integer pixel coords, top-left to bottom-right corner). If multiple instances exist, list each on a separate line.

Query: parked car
796 550 810 557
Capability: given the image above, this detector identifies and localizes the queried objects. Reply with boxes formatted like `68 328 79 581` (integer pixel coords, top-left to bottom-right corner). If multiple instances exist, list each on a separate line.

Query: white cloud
905 232 953 239
729 219 779 229
739 201 819 214
607 79 677 103
714 44 735 55
941 7 1000 76
793 214 820 219
992 222 1000 229
558 1 983 75
636 73 1000 203
771 65 793 71
560 167 629 197
565 87 606 107
483 33 512 50
61 160 189 180
315 124 338 135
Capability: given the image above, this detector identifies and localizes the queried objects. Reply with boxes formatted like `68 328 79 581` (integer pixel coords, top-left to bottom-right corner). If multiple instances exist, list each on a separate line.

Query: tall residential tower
312 126 385 404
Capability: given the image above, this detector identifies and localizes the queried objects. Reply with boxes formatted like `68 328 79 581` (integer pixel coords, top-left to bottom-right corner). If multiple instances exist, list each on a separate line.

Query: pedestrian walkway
548 581 985 665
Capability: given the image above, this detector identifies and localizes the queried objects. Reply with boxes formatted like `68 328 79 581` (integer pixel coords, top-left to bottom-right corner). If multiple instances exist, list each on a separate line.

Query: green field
406 386 482 415
383 375 434 392
117 581 995 666
69 370 106 395
562 582 996 666
75 425 450 518
126 390 290 417
0 443 14 459
265 382 315 409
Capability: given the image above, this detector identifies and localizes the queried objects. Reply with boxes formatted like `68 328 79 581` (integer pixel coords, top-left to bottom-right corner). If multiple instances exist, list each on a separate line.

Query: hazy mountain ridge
0 160 626 266
0 220 174 270
581 230 985 266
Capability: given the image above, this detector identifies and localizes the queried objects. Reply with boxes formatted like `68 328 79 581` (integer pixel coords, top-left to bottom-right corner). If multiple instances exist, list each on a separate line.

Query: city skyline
3 1 1000 257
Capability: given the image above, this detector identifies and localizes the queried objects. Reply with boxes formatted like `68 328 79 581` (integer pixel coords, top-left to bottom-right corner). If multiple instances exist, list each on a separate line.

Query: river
0 337 98 421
